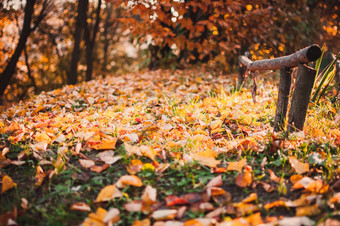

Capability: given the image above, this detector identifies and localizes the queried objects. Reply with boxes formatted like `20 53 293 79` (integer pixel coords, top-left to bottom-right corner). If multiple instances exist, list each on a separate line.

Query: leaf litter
0 69 340 225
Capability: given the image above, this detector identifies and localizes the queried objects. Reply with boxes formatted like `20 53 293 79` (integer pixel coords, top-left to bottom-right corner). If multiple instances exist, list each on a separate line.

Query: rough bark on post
273 67 292 132
237 63 247 91
287 64 316 132
239 45 321 71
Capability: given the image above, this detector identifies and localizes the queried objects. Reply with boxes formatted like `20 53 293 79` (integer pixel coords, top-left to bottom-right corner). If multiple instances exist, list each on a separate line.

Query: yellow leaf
1 175 17 193
289 156 309 174
116 175 143 188
95 185 122 202
227 159 246 172
139 145 157 160
35 132 52 143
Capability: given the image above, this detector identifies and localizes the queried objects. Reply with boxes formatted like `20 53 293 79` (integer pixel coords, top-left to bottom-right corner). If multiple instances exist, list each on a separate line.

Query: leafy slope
0 69 339 225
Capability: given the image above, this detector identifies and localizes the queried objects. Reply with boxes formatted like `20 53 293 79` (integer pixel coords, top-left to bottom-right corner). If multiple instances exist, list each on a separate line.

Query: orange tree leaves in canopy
114 0 340 69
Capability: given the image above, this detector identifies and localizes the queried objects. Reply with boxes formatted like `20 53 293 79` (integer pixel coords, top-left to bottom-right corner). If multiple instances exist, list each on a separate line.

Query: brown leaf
79 159 95 168
289 156 309 175
90 164 110 173
70 202 91 212
268 169 281 182
206 175 223 188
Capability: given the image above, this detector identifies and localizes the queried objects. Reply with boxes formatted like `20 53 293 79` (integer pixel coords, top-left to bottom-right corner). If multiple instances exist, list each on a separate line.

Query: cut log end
306 44 322 62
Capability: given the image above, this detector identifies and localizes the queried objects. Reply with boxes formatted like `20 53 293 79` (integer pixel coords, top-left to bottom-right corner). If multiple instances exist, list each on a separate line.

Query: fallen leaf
88 138 118 150
195 155 221 168
116 175 143 188
296 204 320 216
127 159 144 174
83 207 107 226
290 174 303 184
268 169 281 182
292 177 314 190
289 156 309 174
70 202 91 212
1 175 17 193
227 158 246 172
132 219 151 226
278 216 314 226
79 159 95 168
264 200 286 209
124 200 143 212
305 180 329 194
95 185 122 202
97 151 122 164
235 203 259 216
142 185 157 202
235 166 252 188
103 208 120 223
152 209 177 221
165 195 188 206
245 212 263 225
241 193 257 203
206 175 223 187
90 164 109 173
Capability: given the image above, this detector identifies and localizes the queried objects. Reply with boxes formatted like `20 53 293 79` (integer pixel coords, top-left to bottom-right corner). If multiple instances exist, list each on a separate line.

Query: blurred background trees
0 0 339 104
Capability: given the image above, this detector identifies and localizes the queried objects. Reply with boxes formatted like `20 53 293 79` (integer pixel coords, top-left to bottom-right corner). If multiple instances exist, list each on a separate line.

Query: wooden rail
238 44 322 133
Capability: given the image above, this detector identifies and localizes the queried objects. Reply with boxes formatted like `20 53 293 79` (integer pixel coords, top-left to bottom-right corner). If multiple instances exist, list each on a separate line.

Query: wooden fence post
273 67 292 132
287 64 316 132
237 63 247 91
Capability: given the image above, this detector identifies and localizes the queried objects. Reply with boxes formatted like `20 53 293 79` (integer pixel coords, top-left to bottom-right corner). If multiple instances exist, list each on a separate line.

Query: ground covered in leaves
0 69 340 225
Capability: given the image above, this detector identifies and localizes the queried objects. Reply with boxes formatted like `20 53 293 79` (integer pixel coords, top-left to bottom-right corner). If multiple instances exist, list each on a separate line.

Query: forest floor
0 69 340 225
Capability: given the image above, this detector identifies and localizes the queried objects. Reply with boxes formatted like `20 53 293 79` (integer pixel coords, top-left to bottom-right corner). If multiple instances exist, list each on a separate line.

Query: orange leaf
305 180 329 194
70 202 91 212
88 138 117 150
227 158 247 172
289 156 309 174
246 212 263 225
235 166 252 188
1 175 17 193
90 164 110 173
264 200 286 209
116 175 143 188
95 185 122 202
290 174 303 184
296 204 320 216
241 193 257 203
127 159 144 174
268 169 281 182
83 207 107 226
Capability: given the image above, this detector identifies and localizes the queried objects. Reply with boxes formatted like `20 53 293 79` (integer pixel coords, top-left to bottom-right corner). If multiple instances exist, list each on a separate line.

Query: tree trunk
85 0 101 81
101 5 113 74
68 0 88 85
0 0 36 104
287 64 316 132
24 46 37 91
273 67 292 132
